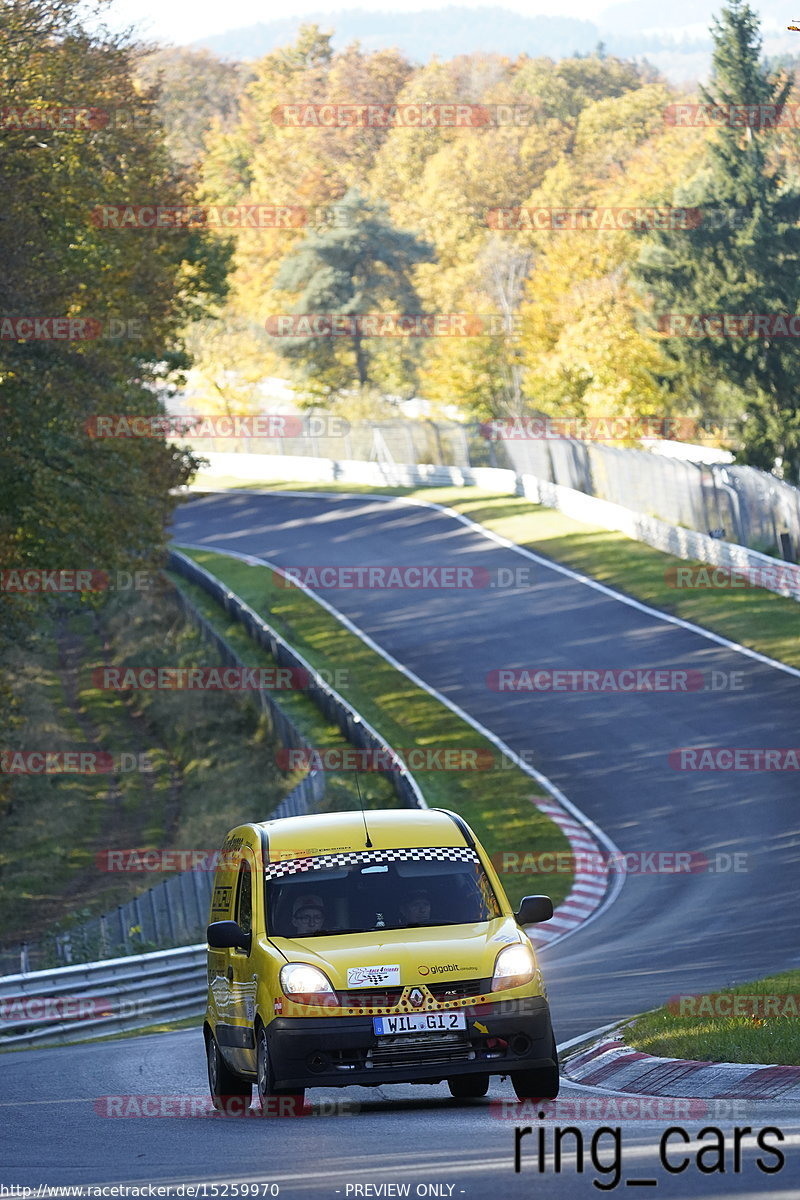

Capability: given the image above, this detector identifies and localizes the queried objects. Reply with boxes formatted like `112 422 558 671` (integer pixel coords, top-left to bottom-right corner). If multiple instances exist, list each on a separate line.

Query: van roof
252 808 471 857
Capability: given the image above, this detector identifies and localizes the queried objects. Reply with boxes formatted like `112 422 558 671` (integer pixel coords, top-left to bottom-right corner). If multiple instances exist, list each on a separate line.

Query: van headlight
280 963 335 999
491 943 536 992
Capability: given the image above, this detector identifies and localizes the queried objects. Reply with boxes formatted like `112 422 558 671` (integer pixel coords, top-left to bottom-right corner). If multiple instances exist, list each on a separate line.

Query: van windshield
265 846 501 938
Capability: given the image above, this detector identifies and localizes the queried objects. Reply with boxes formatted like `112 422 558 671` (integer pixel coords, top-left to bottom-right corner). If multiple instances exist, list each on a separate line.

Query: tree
269 189 434 398
495 81 688 428
0 0 231 686
635 0 800 477
135 48 255 173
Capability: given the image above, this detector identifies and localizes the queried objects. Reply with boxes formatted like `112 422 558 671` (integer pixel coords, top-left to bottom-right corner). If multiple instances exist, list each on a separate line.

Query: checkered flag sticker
265 845 480 879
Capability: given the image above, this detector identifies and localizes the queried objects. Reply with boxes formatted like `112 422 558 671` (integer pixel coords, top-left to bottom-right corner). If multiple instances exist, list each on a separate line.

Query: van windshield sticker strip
264 846 479 879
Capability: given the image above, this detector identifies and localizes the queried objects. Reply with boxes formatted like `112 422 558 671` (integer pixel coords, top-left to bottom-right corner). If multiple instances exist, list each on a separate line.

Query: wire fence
188 417 800 559
1 553 424 977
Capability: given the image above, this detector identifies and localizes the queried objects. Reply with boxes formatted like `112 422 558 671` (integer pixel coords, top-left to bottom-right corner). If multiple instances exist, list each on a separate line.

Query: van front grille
427 978 491 1000
367 1032 474 1070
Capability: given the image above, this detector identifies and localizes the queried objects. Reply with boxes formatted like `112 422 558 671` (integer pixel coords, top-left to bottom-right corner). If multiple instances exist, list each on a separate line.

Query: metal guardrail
0 944 207 1049
1 554 425 978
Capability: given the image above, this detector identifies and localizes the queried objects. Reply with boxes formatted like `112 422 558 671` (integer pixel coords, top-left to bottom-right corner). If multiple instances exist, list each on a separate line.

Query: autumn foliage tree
0 0 231 675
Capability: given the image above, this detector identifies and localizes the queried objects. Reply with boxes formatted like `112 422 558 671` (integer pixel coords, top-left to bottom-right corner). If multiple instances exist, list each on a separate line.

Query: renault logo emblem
408 987 424 1008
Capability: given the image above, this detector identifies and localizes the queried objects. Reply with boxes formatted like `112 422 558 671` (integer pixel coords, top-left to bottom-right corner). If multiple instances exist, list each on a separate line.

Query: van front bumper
265 994 556 1090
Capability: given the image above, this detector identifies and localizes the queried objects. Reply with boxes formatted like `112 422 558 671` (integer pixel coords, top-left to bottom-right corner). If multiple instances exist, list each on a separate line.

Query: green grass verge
164 570 397 814
174 547 574 910
187 479 800 670
624 970 800 1065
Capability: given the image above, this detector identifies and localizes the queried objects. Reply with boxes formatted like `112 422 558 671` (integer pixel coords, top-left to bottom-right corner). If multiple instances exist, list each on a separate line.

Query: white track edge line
198 485 800 681
174 539 627 948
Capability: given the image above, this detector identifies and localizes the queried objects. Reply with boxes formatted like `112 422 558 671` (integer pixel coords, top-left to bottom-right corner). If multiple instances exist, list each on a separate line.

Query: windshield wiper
305 927 363 936
392 920 464 929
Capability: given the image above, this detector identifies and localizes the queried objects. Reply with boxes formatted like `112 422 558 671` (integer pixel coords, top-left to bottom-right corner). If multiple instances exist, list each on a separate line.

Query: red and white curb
525 798 611 949
563 1034 800 1101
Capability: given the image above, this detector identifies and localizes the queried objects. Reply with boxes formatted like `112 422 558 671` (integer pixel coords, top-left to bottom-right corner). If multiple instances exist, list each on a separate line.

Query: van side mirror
515 895 553 925
207 920 252 953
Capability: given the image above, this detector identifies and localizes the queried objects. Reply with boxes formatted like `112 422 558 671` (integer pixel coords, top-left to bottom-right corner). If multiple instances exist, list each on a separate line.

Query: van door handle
227 966 234 981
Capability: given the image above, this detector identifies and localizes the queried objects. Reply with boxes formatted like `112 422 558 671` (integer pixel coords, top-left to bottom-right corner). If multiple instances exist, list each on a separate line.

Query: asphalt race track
3 489 799 1198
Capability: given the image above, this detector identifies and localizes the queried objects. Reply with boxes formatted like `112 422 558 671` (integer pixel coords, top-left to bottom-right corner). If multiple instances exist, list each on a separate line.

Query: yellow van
204 808 558 1113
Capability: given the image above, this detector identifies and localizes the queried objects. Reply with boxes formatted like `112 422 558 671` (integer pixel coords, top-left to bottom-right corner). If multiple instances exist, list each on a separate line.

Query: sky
98 0 634 45
93 0 789 53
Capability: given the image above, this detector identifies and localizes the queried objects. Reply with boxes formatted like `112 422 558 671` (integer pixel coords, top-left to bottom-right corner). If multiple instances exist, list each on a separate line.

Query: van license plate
373 1012 467 1035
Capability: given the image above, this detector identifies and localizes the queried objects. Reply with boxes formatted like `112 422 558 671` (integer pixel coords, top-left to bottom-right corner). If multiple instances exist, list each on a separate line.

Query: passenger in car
399 888 432 925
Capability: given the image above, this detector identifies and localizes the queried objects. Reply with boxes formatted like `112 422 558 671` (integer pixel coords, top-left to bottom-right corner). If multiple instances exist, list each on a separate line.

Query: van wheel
511 1036 560 1101
206 1030 252 1114
447 1074 490 1099
256 1024 305 1116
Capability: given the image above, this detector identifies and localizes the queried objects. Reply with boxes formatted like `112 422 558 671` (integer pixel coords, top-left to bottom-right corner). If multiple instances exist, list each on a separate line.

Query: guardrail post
148 888 160 943
134 894 145 946
165 878 178 945
118 907 129 955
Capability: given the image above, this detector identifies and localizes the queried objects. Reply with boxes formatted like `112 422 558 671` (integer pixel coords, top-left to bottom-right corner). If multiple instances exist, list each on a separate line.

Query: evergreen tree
635 0 800 477
270 190 435 398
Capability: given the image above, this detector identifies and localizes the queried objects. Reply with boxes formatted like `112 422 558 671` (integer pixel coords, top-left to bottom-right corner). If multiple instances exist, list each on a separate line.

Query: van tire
510 1036 560 1101
206 1030 252 1114
447 1074 490 1099
256 1024 306 1116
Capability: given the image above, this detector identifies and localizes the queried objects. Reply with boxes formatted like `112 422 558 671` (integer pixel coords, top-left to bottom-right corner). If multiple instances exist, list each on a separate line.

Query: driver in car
291 893 326 935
